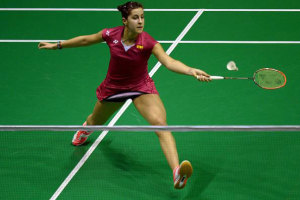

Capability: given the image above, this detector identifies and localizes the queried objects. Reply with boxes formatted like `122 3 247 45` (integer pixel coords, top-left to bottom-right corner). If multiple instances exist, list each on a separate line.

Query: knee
150 116 167 126
151 116 168 137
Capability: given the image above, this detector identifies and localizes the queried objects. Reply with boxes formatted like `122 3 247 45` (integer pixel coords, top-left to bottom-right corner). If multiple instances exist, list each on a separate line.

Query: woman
38 1 210 189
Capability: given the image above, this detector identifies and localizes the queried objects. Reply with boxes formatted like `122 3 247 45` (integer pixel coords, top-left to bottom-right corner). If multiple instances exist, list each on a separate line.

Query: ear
122 17 127 25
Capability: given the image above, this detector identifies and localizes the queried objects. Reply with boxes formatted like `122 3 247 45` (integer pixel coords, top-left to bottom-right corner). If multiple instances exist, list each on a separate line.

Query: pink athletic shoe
72 122 93 146
173 160 193 189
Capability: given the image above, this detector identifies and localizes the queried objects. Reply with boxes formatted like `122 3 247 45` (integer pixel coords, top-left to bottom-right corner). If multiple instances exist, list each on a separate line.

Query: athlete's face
123 8 144 34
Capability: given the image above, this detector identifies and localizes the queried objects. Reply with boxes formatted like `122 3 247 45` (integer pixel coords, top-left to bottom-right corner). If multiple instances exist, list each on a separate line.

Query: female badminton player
38 1 210 189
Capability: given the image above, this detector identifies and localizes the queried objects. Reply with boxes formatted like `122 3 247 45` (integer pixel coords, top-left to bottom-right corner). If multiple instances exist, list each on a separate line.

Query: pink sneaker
173 160 193 189
72 122 93 146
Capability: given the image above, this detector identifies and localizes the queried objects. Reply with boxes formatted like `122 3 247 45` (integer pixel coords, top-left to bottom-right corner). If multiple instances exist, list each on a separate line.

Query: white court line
0 8 118 11
49 9 204 200
149 10 204 76
1 8 300 12
178 41 300 44
205 9 300 12
1 40 300 44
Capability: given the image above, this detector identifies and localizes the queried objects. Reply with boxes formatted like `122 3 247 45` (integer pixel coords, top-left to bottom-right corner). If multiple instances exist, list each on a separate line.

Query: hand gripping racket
210 68 287 90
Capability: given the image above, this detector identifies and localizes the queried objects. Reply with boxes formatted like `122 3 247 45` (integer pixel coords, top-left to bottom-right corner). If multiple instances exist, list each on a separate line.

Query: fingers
38 42 46 49
38 42 56 50
194 71 210 82
200 71 209 77
192 68 211 82
195 74 211 82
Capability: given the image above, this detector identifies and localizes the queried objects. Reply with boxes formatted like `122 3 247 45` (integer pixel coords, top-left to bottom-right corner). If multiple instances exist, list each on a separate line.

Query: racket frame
253 68 287 90
210 68 287 90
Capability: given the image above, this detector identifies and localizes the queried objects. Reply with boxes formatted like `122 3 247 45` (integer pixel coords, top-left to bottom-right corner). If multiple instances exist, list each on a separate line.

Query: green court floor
1 1 300 199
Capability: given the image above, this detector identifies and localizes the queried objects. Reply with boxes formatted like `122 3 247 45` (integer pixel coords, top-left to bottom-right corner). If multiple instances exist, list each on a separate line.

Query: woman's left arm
152 43 210 82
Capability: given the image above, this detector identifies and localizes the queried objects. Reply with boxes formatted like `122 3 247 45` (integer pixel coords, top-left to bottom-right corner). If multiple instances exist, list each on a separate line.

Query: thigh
90 100 124 125
133 94 167 125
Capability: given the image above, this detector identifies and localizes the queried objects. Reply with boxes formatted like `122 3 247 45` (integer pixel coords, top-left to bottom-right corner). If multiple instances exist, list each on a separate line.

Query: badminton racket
210 68 287 90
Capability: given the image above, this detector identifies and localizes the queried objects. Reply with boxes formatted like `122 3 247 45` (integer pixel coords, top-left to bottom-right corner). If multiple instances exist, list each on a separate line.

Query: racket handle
210 76 224 80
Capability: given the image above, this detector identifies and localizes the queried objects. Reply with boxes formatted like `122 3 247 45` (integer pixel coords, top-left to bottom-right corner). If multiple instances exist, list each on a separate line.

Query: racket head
253 68 287 89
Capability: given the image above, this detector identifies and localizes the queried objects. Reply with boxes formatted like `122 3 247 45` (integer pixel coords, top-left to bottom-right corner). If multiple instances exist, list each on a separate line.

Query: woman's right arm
38 30 104 50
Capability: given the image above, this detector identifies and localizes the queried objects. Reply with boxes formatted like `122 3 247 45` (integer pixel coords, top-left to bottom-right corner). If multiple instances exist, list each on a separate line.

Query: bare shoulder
89 30 104 43
95 30 104 39
152 43 174 66
152 43 162 51
152 43 166 56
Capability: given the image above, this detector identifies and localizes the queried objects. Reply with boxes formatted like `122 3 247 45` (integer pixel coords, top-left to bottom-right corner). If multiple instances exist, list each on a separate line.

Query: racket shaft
224 77 252 80
210 76 252 80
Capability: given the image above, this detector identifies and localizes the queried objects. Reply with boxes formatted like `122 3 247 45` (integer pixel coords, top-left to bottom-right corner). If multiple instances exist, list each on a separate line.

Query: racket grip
210 76 224 80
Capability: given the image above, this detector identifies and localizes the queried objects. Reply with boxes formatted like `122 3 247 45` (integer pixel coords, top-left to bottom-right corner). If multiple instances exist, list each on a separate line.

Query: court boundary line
49 9 204 200
1 40 300 44
1 8 300 12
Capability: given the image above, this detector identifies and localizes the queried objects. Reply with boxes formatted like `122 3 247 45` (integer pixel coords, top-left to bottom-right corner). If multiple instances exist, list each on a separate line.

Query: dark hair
117 1 144 19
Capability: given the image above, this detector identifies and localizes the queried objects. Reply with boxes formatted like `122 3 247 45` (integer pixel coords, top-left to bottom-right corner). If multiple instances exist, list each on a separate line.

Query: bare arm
38 30 104 50
152 43 210 82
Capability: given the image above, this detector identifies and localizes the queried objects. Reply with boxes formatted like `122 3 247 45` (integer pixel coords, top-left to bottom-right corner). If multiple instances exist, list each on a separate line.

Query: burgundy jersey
101 26 158 89
96 26 159 101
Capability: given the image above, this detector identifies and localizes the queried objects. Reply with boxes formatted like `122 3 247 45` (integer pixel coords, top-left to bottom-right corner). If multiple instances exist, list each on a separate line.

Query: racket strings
254 69 286 89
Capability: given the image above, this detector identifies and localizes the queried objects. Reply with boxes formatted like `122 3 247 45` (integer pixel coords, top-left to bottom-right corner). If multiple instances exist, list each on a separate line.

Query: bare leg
72 100 124 146
133 94 179 170
86 100 124 125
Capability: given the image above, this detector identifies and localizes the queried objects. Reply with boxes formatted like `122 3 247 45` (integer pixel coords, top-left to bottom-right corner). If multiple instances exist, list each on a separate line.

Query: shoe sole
174 160 193 189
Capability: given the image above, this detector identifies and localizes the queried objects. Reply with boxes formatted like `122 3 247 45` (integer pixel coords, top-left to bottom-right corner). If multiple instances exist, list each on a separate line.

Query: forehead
129 8 144 16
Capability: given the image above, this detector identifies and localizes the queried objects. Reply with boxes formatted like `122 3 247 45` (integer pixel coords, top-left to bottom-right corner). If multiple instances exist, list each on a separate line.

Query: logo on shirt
136 45 143 50
113 40 119 44
106 30 110 36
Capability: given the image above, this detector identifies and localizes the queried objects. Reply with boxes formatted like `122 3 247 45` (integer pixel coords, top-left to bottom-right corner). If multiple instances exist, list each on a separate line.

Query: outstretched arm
152 43 210 82
38 30 104 50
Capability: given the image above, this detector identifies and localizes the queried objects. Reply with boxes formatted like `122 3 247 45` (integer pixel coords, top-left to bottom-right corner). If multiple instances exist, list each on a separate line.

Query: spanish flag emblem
136 45 144 50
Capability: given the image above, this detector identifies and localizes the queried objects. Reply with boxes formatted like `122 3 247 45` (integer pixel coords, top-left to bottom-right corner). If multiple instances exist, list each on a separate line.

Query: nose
138 17 143 23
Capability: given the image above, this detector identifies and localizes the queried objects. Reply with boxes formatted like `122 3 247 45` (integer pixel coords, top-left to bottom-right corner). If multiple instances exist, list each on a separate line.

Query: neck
122 27 138 43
